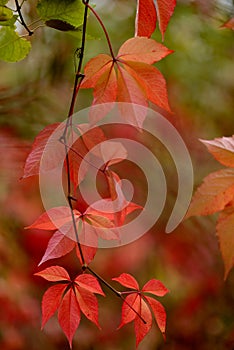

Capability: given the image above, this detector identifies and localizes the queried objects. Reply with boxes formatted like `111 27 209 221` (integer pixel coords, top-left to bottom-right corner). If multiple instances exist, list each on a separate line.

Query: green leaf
37 0 84 31
0 1 9 6
0 14 17 27
0 5 13 21
0 27 31 62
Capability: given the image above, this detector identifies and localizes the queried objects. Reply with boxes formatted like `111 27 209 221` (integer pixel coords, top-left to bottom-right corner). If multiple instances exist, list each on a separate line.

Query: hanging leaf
37 0 84 31
0 27 31 62
35 267 104 348
135 0 176 40
81 37 172 125
200 136 234 168
217 205 234 279
113 273 168 347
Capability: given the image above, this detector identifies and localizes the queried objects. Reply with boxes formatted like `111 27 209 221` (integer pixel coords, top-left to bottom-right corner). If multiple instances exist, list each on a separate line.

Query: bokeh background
0 0 234 349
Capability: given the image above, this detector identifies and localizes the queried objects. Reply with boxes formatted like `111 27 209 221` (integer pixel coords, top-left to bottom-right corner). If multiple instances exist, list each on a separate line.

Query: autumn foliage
1 0 234 349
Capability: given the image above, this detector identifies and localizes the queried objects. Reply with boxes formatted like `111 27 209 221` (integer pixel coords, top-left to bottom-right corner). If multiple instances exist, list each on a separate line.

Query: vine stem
82 0 116 60
61 0 146 326
61 0 90 266
15 0 33 36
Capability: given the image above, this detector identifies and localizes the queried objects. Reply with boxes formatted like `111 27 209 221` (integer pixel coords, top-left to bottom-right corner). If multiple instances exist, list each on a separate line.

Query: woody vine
1 0 233 348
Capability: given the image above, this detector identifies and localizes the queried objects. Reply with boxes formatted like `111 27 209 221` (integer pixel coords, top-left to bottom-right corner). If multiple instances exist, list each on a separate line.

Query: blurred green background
0 1 234 349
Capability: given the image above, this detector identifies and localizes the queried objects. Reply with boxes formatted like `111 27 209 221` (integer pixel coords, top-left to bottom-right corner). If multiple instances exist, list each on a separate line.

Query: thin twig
82 0 116 60
86 266 146 324
15 0 33 36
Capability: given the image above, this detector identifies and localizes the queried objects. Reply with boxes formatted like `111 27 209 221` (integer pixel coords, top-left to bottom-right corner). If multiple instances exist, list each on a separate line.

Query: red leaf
75 274 105 296
81 37 172 124
34 265 70 282
119 293 140 328
113 274 168 346
135 0 176 40
155 0 177 41
100 141 127 166
200 136 234 168
145 295 167 334
134 297 152 347
135 0 157 38
221 17 234 30
26 206 73 231
41 284 67 328
118 37 172 64
186 169 234 218
76 244 97 265
75 286 100 328
112 273 139 290
23 123 64 178
124 61 170 111
142 279 169 297
39 231 76 266
27 203 121 247
217 205 234 279
58 288 81 348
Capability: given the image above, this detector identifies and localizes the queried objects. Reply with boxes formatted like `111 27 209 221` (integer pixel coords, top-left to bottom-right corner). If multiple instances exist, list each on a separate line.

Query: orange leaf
135 0 157 38
200 136 234 168
186 169 234 217
217 205 234 279
135 0 176 40
23 123 64 178
118 37 172 64
35 265 70 282
220 17 234 30
81 37 172 125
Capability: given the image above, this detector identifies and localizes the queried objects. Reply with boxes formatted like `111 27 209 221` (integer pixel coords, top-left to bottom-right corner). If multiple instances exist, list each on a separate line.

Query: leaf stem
82 0 116 60
15 0 33 36
86 266 146 324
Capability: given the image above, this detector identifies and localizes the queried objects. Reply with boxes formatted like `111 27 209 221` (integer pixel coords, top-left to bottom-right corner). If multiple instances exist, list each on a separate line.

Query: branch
15 0 33 36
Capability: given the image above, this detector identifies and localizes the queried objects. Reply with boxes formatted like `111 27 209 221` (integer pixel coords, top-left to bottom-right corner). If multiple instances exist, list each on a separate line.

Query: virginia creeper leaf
145 295 166 334
134 297 152 347
75 286 100 328
186 168 234 218
39 230 75 266
75 274 105 296
81 37 172 125
41 284 67 328
113 273 139 290
23 123 62 178
0 27 31 62
27 205 119 247
135 0 157 38
36 269 104 347
113 273 168 346
135 0 176 40
58 288 81 348
35 265 70 282
200 136 234 168
217 205 234 279
142 279 169 297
